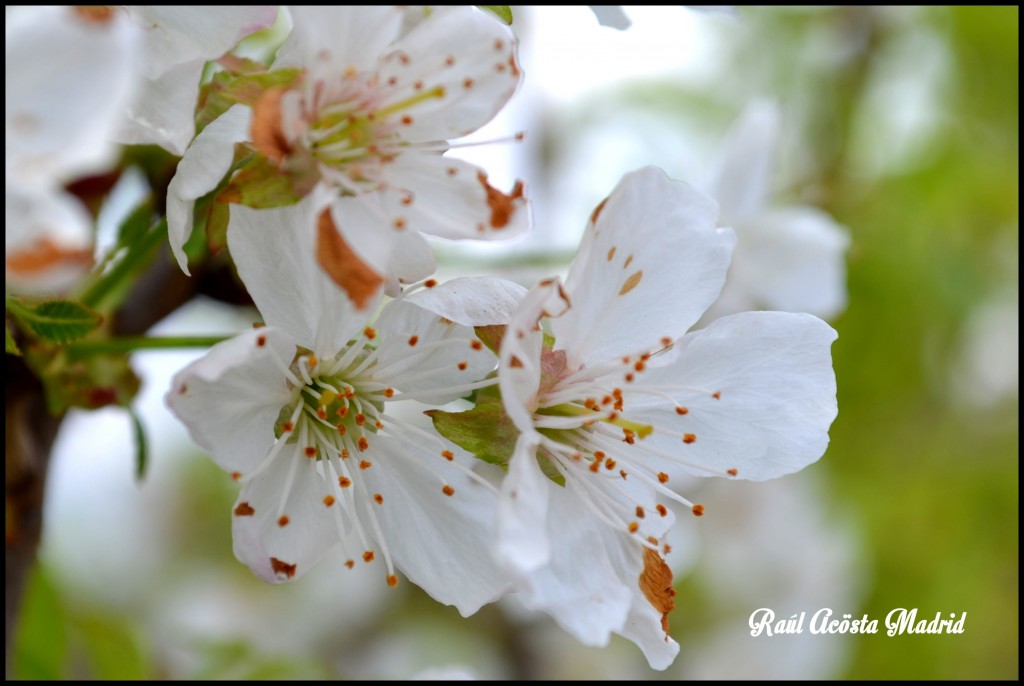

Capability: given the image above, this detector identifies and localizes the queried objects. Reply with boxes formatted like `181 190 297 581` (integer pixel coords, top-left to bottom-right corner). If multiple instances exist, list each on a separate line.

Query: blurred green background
11 5 1018 679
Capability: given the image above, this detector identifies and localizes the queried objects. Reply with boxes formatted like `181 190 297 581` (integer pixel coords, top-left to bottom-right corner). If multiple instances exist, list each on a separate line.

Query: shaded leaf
7 323 21 356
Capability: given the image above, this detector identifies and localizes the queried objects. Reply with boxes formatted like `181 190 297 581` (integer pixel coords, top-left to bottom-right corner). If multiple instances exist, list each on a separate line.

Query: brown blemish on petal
640 548 676 635
712 391 721 400
317 209 384 310
271 557 297 579
277 515 290 527
6 238 93 276
606 246 616 262
252 86 292 164
590 197 609 225
509 355 524 368
619 270 643 296
727 468 739 477
234 502 255 516
477 172 525 229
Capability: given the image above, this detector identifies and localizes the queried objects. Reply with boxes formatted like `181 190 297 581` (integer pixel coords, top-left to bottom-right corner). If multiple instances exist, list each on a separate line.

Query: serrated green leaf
130 409 148 482
7 324 21 356
480 5 513 24
426 398 519 469
19 300 103 344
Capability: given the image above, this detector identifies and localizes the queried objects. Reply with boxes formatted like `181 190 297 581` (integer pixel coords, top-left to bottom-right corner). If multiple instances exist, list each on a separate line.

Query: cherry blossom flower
167 5 528 308
704 100 850 321
6 6 137 293
113 6 279 155
494 166 838 668
166 191 525 615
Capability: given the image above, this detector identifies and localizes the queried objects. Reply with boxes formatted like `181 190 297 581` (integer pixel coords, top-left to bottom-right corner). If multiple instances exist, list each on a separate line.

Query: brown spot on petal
271 557 297 579
317 209 384 310
72 5 116 24
234 502 255 516
277 515 290 527
727 468 739 477
477 172 524 229
619 270 644 296
252 86 292 164
509 355 524 368
640 548 675 636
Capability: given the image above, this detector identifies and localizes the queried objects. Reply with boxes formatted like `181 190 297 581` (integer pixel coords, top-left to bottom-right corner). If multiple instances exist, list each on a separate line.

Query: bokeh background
10 6 1018 679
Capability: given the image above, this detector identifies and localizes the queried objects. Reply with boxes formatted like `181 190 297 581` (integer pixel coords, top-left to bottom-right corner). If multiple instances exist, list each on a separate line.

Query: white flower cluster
5 6 844 670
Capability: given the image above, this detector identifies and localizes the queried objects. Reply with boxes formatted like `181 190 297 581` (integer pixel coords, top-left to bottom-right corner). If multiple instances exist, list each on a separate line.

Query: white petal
495 433 551 574
126 6 279 80
275 6 402 73
512 481 633 646
5 183 92 294
552 166 735 369
166 327 295 474
498 279 569 433
377 6 521 140
708 100 781 225
626 312 838 481
229 190 370 357
6 6 137 184
328 194 403 293
711 205 850 320
357 436 510 616
371 297 497 404
381 155 530 241
388 228 436 291
167 104 252 274
232 445 339 583
397 277 528 327
115 60 204 156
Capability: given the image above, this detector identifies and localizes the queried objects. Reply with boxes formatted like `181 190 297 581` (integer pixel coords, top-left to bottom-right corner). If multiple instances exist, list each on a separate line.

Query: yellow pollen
628 522 639 533
363 327 376 340
387 574 399 587
359 459 372 470
323 495 336 507
692 504 705 517
363 551 375 563
355 413 366 426
683 433 697 444
339 477 352 488
656 504 668 517
358 437 369 452
384 388 395 398
658 472 669 484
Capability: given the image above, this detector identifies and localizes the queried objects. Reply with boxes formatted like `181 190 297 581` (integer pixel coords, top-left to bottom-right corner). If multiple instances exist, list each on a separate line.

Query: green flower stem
66 335 228 356
79 218 168 309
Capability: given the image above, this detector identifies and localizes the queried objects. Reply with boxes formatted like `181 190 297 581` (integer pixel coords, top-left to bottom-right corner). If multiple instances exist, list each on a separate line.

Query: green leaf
115 198 156 248
130 409 148 482
6 323 21 356
17 299 103 344
479 5 513 24
426 397 519 469
474 324 506 355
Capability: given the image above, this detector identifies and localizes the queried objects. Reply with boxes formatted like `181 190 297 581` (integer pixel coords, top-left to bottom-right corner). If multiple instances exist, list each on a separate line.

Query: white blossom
494 166 838 668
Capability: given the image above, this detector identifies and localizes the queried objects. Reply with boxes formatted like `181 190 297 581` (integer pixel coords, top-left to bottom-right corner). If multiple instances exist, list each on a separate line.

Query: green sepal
195 67 303 135
479 5 513 24
426 395 519 470
218 149 319 209
130 408 148 482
